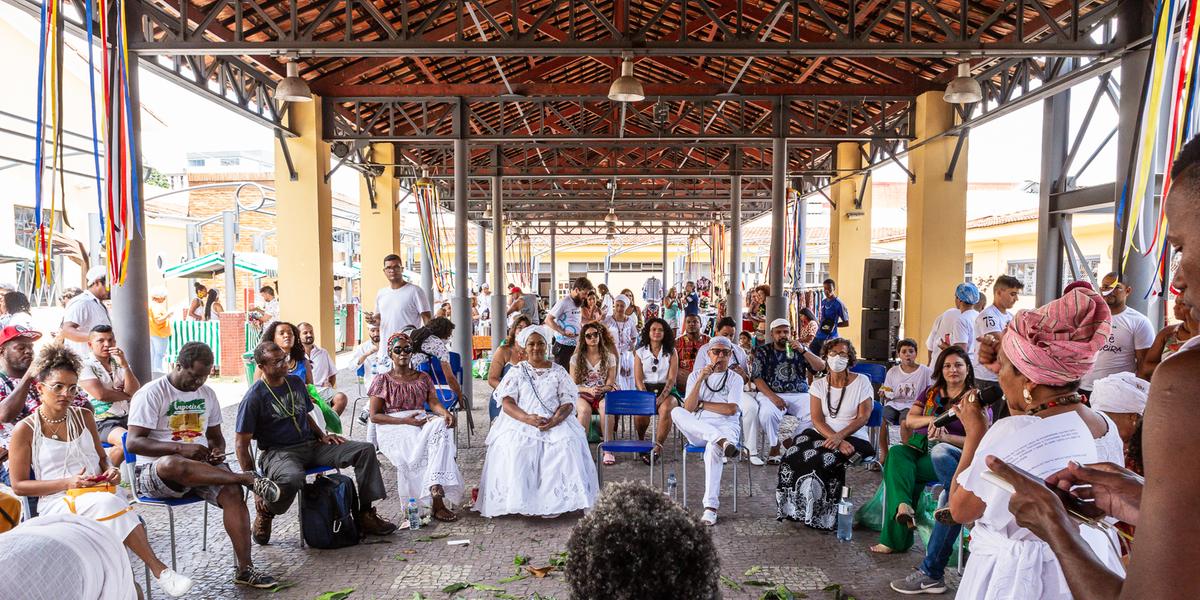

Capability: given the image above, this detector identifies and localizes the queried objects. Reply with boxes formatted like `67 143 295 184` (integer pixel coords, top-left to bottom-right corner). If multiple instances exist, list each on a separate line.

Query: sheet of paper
984 412 1098 479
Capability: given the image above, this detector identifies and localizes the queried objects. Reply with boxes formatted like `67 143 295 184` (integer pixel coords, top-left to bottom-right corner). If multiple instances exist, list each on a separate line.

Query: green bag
854 483 886 531
473 356 491 380
306 384 344 435
588 415 603 444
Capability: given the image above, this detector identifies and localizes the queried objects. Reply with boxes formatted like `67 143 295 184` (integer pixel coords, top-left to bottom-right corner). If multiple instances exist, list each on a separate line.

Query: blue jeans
919 443 963 581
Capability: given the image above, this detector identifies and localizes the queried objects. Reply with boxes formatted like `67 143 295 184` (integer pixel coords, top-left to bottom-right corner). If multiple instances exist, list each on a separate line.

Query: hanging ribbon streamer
101 0 141 286
32 0 65 289
413 177 450 293
709 222 726 298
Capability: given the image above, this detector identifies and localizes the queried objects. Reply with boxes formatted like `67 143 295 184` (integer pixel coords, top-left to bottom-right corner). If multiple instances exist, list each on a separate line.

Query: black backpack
299 473 360 549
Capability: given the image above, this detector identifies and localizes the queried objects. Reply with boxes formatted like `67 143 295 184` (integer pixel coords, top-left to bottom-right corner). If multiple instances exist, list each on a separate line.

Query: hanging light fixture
608 55 644 103
943 62 982 105
275 58 312 103
604 207 617 223
482 203 492 220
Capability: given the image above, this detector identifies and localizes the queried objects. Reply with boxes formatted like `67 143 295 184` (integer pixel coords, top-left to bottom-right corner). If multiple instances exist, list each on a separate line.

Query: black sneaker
252 477 281 504
889 570 947 595
357 409 369 425
234 566 279 589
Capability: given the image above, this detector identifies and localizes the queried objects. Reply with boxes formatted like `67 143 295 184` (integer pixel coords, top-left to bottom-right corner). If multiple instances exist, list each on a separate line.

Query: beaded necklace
1026 394 1084 416
264 378 303 433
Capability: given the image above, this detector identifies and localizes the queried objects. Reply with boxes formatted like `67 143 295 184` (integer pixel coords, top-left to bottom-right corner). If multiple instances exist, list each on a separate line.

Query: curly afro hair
32 342 82 381
564 481 720 600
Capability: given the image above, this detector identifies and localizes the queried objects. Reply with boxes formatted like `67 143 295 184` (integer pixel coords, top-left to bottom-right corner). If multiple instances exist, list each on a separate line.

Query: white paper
984 412 1098 479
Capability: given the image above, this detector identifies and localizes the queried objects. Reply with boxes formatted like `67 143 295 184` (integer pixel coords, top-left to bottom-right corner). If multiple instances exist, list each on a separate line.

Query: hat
769 318 791 331
955 282 981 305
516 325 551 347
1001 287 1111 386
510 287 522 295
707 336 733 350
1062 280 1094 295
150 286 168 298
85 266 107 285
0 325 42 347
1090 372 1150 415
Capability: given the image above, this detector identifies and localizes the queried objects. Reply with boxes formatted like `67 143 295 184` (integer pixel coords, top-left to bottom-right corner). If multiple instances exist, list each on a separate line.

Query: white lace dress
475 362 600 518
955 411 1126 600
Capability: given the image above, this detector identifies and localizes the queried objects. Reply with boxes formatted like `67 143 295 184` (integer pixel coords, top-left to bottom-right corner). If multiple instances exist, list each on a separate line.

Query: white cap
708 336 733 349
769 318 791 331
150 286 168 298
85 266 107 285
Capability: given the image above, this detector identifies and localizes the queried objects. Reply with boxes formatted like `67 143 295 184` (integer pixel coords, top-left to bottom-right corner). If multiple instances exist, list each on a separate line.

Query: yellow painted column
274 95 336 355
359 142 401 313
904 91 968 359
829 142 872 349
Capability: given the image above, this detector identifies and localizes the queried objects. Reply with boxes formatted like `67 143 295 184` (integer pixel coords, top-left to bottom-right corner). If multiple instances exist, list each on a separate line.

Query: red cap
510 287 522 294
0 325 42 347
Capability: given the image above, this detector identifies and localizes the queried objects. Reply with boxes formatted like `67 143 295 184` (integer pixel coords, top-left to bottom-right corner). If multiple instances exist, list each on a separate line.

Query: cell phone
981 464 1106 521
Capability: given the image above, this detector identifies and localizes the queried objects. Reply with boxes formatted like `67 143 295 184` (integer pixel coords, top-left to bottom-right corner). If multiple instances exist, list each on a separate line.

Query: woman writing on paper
948 287 1125 599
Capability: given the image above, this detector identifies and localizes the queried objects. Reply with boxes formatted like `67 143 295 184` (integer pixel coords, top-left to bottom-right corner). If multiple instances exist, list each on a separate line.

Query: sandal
602 452 617 466
640 444 663 465
933 507 956 525
432 507 459 522
896 503 917 530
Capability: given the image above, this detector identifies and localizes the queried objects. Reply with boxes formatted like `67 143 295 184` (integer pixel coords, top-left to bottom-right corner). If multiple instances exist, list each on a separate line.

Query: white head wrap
1089 372 1150 415
617 294 633 307
517 324 552 347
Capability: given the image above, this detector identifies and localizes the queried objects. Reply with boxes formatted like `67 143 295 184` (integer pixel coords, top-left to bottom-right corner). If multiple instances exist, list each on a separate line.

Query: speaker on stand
860 259 902 362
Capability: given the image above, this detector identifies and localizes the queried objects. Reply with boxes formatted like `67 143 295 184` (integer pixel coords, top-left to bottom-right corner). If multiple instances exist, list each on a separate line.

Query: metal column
729 155 744 324
108 7 151 382
452 135 474 427
490 175 506 346
476 223 487 287
797 190 808 293
766 137 788 323
222 210 237 310
662 224 669 294
1036 91 1071 306
549 226 557 304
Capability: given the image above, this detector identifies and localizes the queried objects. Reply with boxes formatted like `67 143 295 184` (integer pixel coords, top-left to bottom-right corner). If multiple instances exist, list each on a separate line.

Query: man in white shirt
546 277 594 369
925 282 980 363
972 275 1023 414
693 317 756 462
60 266 112 358
298 322 347 416
597 283 615 320
251 286 279 328
373 254 432 364
126 342 282 589
478 283 492 322
1079 273 1157 395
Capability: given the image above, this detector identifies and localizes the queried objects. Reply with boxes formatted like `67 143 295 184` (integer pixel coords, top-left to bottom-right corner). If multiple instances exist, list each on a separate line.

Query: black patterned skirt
775 428 875 530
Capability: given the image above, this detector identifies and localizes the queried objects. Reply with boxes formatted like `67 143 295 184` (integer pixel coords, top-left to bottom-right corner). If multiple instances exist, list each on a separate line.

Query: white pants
738 394 760 455
757 392 811 450
670 407 740 510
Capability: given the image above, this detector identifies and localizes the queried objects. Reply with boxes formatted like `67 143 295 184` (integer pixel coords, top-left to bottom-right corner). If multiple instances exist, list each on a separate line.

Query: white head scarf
618 294 633 308
1089 372 1150 415
517 324 552 348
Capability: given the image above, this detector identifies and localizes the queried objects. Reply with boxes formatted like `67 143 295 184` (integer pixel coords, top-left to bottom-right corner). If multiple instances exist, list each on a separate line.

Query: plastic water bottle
666 472 678 499
407 498 421 531
836 486 853 542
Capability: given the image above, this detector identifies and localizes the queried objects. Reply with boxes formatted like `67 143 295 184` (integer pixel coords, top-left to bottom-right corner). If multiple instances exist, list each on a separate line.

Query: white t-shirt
126 376 222 464
685 369 745 409
635 345 671 385
308 346 337 387
375 283 431 360
79 353 128 419
881 364 933 411
547 296 583 347
809 374 875 441
352 341 381 376
972 305 1013 382
926 307 975 357
1080 307 1156 391
62 291 111 357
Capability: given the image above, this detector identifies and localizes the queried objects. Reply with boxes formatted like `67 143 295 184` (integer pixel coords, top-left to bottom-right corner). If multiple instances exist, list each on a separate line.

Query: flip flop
433 509 459 523
602 452 617 466
896 503 917 530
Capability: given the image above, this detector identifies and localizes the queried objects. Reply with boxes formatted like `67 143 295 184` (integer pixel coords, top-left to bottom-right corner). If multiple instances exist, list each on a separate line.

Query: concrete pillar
453 136 473 418
490 175 506 346
729 168 744 325
359 142 401 312
108 19 151 381
829 143 873 348
476 223 487 287
274 95 335 355
766 137 788 323
222 211 237 311
549 225 557 304
904 91 969 359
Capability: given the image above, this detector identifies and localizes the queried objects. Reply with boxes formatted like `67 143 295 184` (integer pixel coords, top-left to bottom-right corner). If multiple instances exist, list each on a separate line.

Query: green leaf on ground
719 575 743 591
822 584 842 593
498 572 528 584
744 580 777 587
268 581 297 593
394 554 408 561
758 584 797 600
513 554 530 566
314 589 355 600
411 594 426 600
745 565 763 577
548 551 569 567
441 582 471 594
472 584 505 592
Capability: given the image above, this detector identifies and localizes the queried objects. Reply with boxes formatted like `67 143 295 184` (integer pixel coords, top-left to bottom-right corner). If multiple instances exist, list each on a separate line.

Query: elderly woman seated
475 325 600 518
369 332 463 522
8 344 193 597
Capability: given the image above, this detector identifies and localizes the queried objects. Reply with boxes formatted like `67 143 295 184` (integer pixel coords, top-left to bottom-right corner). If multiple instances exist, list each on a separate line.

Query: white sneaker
700 509 718 526
155 568 194 597
749 455 765 466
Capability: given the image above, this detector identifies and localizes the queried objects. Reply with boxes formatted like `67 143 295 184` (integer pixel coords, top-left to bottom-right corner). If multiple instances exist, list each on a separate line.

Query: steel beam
1049 182 1117 214
1036 90 1071 306
491 174 506 346
766 137 787 323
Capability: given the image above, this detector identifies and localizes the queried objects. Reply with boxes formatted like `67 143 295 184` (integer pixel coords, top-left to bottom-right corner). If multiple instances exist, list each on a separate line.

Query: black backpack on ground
299 473 360 549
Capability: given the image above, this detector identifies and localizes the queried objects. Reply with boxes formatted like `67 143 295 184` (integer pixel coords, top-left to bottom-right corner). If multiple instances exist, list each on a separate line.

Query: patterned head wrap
1000 287 1111 386
386 331 410 350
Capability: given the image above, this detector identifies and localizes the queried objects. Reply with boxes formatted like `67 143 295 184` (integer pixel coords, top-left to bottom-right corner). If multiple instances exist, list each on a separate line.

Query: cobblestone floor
129 373 960 600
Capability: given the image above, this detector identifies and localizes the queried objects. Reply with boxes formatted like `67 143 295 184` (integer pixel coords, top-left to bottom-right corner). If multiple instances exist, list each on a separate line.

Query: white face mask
827 356 849 373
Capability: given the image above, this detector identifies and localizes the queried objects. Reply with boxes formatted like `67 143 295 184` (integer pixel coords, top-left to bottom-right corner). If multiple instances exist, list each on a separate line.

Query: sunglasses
584 332 601 339
391 345 414 355
710 348 731 356
651 356 660 372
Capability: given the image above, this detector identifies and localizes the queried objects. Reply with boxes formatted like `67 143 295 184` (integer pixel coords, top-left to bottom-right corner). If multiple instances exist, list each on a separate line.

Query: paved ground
129 368 961 600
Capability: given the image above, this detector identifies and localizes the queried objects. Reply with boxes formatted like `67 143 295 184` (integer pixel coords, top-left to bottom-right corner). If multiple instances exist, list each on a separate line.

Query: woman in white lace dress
475 326 600 518
369 333 463 522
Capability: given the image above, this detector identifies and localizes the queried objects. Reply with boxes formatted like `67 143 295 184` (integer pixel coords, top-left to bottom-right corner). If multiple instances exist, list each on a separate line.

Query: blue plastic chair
596 390 661 487
680 410 753 512
349 363 369 437
850 362 888 388
418 351 470 448
121 432 208 570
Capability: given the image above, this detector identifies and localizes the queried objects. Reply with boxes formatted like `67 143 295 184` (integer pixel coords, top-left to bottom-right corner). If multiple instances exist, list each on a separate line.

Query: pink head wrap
1001 287 1112 386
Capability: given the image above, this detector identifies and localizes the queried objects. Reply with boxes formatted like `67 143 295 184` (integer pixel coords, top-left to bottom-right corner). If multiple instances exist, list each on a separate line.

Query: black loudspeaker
860 309 900 361
863 258 902 311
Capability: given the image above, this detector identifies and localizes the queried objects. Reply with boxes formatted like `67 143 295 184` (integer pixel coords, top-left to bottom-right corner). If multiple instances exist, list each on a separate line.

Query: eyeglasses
41 382 80 397
391 345 414 355
584 332 601 340
826 350 850 358
710 349 731 356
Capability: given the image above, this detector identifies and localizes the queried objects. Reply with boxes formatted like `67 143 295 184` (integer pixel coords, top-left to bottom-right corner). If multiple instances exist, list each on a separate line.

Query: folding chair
121 433 208 571
247 439 335 548
680 410 753 512
418 352 470 448
596 390 663 487
348 363 369 437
